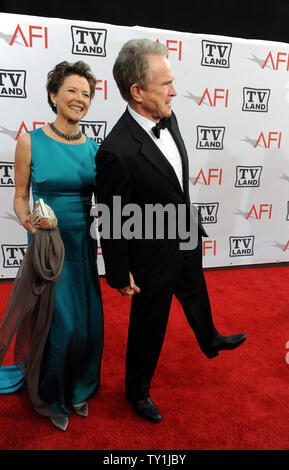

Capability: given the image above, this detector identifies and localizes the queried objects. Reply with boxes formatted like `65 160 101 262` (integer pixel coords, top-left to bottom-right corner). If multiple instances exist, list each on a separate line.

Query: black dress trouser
125 239 218 402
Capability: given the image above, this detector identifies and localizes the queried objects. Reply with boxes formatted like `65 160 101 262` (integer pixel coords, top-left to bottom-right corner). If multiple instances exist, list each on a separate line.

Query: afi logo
156 38 182 60
71 26 107 56
262 51 289 70
198 88 229 107
246 204 272 220
254 131 282 148
0 162 14 186
193 169 223 186
195 202 219 224
242 88 270 112
1 245 28 268
203 240 217 256
201 40 232 68
235 166 262 187
15 121 49 140
10 24 48 48
95 79 108 100
229 236 254 257
196 126 225 150
80 121 107 145
0 69 26 98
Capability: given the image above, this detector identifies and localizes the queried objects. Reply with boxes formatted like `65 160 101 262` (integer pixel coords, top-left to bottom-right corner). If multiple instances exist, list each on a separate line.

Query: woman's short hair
46 61 97 113
113 38 168 102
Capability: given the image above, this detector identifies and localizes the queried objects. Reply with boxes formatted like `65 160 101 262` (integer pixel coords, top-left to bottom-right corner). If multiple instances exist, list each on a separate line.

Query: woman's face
50 74 91 123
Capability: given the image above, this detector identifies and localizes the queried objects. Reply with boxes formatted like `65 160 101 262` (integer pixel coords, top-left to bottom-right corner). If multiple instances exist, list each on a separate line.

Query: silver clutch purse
31 198 58 229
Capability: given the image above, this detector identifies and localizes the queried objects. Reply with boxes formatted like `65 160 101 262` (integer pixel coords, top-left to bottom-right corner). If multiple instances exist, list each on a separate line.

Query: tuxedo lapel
123 110 186 199
167 114 190 203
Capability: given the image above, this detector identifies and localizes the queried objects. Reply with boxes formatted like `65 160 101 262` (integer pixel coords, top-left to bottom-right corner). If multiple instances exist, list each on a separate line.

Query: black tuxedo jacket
95 108 207 289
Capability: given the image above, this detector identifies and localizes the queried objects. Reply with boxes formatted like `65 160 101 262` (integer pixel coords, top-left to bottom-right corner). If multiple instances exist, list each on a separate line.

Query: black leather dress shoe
212 333 247 352
131 397 162 423
212 333 247 351
201 333 247 358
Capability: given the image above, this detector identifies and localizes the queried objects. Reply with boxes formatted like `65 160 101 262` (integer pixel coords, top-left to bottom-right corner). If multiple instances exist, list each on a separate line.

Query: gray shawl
0 228 65 417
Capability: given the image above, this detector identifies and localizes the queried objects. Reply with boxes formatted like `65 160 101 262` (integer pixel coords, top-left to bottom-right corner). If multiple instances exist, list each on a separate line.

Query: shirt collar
127 105 156 135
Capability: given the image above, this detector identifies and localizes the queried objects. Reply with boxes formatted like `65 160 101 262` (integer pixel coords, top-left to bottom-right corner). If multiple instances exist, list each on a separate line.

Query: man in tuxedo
95 38 247 423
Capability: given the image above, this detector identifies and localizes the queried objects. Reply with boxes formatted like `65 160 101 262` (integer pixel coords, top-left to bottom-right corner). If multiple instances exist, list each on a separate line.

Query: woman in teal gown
0 61 104 431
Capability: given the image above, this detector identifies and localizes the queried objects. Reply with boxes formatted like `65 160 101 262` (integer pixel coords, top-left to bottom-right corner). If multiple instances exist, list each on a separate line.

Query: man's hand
118 272 141 297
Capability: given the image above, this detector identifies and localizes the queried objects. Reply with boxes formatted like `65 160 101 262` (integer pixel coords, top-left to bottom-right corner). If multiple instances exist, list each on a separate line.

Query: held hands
118 272 141 298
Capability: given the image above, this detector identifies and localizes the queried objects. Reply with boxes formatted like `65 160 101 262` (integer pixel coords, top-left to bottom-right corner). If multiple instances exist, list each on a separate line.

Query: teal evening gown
0 128 104 417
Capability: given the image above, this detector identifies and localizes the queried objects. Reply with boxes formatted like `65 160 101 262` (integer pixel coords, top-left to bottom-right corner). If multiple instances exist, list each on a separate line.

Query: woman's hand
19 213 37 235
20 213 54 234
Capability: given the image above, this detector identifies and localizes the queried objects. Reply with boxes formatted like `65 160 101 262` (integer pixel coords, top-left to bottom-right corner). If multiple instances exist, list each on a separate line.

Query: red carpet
0 264 289 451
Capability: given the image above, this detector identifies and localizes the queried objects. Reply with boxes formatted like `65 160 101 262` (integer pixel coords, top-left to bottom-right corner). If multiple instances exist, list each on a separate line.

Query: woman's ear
50 92 57 107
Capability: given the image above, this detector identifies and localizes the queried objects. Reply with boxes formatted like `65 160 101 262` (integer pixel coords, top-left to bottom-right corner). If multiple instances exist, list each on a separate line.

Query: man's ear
130 83 144 103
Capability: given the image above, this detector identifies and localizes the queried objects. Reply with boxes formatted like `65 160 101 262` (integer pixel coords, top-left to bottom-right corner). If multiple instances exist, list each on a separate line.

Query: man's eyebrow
162 77 174 85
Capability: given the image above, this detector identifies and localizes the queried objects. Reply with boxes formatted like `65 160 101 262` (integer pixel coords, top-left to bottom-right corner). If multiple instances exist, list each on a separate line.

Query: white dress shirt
128 106 183 190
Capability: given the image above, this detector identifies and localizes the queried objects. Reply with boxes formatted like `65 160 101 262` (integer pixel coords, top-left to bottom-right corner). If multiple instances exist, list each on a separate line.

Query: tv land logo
1 244 28 268
196 126 225 150
201 40 232 68
194 202 219 224
79 121 107 144
229 236 255 257
0 69 27 98
0 162 14 186
242 88 270 112
71 26 107 56
235 166 262 187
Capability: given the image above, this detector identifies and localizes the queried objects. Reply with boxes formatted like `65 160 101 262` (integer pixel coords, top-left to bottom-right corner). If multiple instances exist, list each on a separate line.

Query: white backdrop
0 12 289 278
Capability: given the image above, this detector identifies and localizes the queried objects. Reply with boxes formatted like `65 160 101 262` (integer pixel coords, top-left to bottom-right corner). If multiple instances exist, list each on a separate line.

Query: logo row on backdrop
0 119 285 154
1 160 289 227
0 159 285 190
1 20 289 102
3 22 289 70
2 234 289 270
0 71 273 117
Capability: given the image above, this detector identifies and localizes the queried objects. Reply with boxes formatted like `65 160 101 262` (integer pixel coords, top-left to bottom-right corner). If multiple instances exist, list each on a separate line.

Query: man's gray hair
113 38 168 102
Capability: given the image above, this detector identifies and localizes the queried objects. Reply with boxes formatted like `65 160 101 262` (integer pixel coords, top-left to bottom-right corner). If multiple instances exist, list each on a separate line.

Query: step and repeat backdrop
0 12 289 278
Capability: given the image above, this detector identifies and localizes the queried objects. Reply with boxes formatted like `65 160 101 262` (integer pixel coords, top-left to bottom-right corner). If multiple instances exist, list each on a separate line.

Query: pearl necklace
49 122 82 141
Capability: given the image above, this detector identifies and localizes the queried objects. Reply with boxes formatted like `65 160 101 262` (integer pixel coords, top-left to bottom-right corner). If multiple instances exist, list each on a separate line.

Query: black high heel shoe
50 415 69 431
72 401 88 417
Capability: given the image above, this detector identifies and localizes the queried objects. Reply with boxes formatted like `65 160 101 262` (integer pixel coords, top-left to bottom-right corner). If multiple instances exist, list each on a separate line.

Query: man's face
138 55 177 122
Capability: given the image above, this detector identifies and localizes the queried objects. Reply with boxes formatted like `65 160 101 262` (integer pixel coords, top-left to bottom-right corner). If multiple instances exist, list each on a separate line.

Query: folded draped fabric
0 364 26 393
0 228 65 417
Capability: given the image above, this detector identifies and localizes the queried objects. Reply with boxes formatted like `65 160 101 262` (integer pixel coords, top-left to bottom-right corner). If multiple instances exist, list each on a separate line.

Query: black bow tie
152 117 170 138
